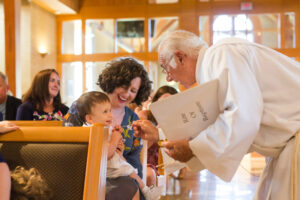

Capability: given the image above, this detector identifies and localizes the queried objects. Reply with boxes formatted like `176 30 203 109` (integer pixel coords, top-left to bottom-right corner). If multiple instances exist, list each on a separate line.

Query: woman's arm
16 102 34 120
0 162 11 200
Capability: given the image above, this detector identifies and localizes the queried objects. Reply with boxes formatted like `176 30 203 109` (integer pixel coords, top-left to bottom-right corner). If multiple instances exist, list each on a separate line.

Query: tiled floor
160 165 260 200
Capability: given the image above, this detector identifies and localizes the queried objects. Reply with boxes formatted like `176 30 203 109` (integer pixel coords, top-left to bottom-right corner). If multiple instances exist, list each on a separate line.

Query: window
149 17 178 52
61 62 83 106
85 19 114 54
213 14 253 44
85 62 107 92
284 12 295 48
249 13 280 48
116 19 145 53
62 20 82 55
213 13 280 48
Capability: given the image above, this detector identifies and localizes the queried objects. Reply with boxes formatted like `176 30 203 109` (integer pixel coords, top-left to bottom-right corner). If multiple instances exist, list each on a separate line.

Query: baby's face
88 102 113 126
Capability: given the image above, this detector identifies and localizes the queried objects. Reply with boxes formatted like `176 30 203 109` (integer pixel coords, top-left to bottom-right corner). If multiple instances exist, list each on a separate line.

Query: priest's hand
161 139 194 162
133 120 159 142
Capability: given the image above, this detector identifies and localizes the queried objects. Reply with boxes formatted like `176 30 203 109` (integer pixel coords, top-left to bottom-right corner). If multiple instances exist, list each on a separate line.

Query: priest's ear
174 50 185 64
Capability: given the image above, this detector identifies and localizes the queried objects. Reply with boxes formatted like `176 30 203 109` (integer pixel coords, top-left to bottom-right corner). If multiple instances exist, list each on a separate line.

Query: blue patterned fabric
121 106 143 178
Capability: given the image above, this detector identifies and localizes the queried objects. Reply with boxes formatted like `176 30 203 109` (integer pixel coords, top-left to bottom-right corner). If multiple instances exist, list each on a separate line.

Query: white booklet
149 79 220 141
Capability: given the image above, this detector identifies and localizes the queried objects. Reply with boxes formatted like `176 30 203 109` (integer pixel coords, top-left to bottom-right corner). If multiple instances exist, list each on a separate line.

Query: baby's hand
110 126 122 144
112 125 122 134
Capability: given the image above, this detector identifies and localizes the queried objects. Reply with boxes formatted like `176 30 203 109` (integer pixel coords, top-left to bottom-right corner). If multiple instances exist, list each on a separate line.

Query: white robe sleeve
189 44 264 181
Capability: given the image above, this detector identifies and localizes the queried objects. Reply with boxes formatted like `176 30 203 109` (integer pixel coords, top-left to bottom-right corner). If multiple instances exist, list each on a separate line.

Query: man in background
0 72 22 120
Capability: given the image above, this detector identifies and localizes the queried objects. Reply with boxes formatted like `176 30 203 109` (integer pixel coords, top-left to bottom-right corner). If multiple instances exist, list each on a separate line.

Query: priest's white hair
158 30 208 69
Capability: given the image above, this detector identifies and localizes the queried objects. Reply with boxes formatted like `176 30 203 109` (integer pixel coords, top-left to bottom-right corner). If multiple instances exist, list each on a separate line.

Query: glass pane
62 20 82 55
248 14 280 48
234 31 247 40
85 19 114 54
246 32 254 42
0 0 4 73
149 17 178 52
61 62 83 106
234 14 253 31
213 15 232 31
85 62 107 92
149 62 178 91
284 12 295 48
149 0 178 3
260 31 279 48
199 16 210 44
116 19 145 53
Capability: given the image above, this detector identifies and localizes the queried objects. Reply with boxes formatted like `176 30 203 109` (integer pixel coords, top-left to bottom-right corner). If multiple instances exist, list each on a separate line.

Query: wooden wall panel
58 0 81 12
4 0 21 95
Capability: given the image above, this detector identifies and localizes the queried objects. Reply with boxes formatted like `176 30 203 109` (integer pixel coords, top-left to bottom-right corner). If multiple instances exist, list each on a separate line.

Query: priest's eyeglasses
161 55 174 74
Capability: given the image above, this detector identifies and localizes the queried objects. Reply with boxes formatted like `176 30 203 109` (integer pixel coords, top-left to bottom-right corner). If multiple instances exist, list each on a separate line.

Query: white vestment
185 38 300 200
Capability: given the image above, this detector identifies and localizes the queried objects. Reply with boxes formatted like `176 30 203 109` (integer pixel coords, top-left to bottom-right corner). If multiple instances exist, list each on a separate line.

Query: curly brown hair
97 57 152 106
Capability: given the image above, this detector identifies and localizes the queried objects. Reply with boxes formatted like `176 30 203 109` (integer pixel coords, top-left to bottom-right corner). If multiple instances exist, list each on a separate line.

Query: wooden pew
7 120 63 126
0 124 108 200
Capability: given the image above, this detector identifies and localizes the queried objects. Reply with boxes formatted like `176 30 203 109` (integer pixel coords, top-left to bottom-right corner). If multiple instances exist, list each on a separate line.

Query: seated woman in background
16 69 68 120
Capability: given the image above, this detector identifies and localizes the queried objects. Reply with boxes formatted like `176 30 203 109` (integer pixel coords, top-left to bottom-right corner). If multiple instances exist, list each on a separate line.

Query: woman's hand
132 120 159 142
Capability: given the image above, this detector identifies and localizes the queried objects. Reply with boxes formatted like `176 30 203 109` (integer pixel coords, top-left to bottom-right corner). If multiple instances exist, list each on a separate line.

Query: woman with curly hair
16 69 68 121
98 57 152 200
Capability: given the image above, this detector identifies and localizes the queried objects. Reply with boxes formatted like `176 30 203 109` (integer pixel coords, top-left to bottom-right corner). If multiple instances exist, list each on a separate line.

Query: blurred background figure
0 72 22 121
16 69 69 121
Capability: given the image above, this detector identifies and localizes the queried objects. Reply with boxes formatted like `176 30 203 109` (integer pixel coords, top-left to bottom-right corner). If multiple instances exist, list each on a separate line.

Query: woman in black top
16 69 68 120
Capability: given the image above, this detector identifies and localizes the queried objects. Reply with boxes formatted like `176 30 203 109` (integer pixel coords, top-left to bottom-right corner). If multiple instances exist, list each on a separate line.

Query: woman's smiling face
48 72 60 99
108 77 141 109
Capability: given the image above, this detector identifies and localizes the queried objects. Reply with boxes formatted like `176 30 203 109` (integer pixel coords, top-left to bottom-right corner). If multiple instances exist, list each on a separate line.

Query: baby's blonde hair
10 166 53 200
